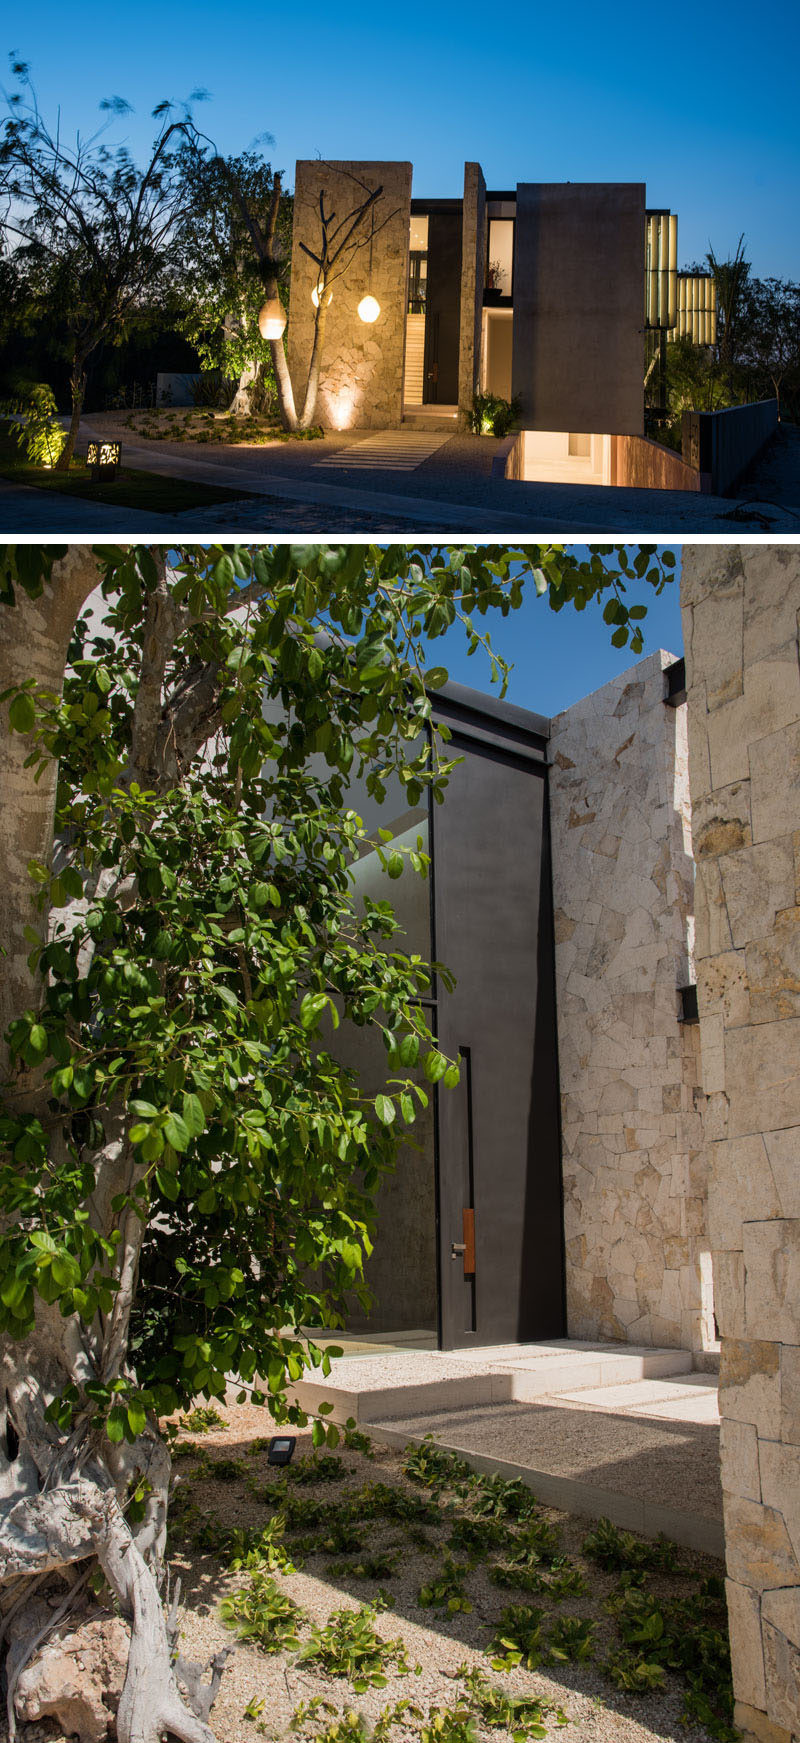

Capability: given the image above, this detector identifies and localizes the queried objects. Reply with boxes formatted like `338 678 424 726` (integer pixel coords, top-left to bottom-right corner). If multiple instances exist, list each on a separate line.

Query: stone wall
550 651 711 1356
681 545 800 1743
287 161 411 430
458 162 487 425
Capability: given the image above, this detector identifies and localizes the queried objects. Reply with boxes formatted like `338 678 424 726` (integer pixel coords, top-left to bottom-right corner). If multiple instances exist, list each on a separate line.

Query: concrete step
287 1338 694 1425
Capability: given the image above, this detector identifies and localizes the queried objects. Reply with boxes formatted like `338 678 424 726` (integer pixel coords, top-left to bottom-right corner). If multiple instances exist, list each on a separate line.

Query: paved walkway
289 1338 722 1557
19 413 792 536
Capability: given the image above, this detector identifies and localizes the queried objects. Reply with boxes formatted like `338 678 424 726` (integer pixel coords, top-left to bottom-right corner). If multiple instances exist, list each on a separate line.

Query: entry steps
288 1337 696 1426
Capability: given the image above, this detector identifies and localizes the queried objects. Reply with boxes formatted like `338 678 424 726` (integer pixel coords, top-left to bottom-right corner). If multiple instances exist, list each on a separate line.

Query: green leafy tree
740 277 800 418
707 236 751 387
175 146 293 416
0 542 674 1741
0 63 194 468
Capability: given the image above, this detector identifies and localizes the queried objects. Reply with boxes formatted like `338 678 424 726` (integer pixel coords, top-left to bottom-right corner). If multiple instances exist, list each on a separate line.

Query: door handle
450 1242 466 1259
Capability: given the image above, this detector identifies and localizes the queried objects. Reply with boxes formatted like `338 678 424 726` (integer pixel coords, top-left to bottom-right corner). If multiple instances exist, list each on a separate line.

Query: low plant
418 1705 479 1743
418 1555 472 1613
295 1603 412 1690
327 1548 400 1581
448 1515 513 1557
179 1403 226 1434
582 1517 680 1573
488 1604 547 1672
343 1418 375 1456
545 1615 596 1663
457 1666 568 1739
603 1648 668 1693
403 1437 474 1494
354 1480 440 1525
470 1474 539 1521
220 1571 306 1653
208 1455 244 1481
467 392 521 438
289 1453 345 1485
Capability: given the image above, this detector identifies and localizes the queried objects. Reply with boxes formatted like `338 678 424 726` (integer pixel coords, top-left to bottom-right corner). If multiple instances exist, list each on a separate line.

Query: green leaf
163 1112 191 1152
423 1049 448 1084
9 692 36 733
374 1094 395 1126
127 1401 147 1437
182 1093 206 1136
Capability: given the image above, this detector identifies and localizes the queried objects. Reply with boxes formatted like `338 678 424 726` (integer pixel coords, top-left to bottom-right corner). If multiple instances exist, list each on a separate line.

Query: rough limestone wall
287 160 411 430
550 650 709 1355
457 162 487 426
681 545 800 1743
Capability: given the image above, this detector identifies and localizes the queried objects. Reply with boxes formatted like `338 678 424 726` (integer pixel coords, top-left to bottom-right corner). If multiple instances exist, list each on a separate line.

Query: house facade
339 647 715 1368
287 159 715 447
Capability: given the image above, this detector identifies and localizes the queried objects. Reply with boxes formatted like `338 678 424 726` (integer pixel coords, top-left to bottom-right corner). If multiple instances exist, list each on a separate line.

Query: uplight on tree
311 278 333 308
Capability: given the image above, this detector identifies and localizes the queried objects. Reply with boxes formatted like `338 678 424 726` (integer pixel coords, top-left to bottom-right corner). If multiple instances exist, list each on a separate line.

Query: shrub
3 383 66 466
467 392 521 438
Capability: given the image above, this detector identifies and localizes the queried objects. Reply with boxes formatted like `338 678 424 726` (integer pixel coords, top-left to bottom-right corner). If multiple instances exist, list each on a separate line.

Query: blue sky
5 0 798 279
430 545 683 717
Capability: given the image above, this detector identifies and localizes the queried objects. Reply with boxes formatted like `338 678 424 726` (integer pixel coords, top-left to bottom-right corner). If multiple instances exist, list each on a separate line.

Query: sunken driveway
69 413 800 537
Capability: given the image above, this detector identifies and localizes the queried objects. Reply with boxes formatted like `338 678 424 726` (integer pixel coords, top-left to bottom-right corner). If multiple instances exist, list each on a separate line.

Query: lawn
140 1402 734 1743
0 426 260 515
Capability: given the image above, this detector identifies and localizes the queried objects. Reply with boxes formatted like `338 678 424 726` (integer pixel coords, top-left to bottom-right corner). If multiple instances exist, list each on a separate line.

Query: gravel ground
5 1402 729 1743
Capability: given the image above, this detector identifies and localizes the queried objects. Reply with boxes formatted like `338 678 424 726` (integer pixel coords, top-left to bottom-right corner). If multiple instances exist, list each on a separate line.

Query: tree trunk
56 356 87 471
0 551 104 1061
1 555 229 1740
299 302 330 430
228 361 259 417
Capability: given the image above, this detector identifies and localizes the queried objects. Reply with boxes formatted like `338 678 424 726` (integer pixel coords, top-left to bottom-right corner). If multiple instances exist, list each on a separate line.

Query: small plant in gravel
227 1515 296 1573
403 1437 475 1494
457 1665 568 1738
448 1515 513 1557
470 1475 540 1521
220 1571 306 1653
208 1455 245 1481
179 1403 226 1434
418 1555 473 1613
418 1705 480 1743
295 1603 413 1690
602 1648 668 1693
582 1517 679 1573
327 1547 401 1580
603 1574 735 1737
488 1604 547 1672
354 1480 440 1525
541 1559 589 1601
343 1418 375 1456
545 1615 596 1663
289 1453 346 1484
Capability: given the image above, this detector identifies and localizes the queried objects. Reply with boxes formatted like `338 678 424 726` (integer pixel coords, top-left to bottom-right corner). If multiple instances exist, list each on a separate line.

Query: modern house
287 159 716 476
336 647 714 1369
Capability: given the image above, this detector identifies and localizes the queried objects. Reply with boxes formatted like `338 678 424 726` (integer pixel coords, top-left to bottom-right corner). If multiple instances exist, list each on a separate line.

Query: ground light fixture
258 295 287 340
86 440 121 480
267 1435 297 1466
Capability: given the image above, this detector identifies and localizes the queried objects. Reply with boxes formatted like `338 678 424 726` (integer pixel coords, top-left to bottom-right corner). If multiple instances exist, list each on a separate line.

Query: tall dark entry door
430 692 566 1349
423 210 462 405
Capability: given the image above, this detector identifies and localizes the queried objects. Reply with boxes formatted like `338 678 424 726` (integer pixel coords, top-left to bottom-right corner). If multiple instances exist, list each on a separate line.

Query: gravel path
4 1403 729 1743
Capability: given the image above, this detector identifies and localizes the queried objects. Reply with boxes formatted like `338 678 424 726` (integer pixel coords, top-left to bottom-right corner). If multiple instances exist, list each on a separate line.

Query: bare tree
0 64 191 467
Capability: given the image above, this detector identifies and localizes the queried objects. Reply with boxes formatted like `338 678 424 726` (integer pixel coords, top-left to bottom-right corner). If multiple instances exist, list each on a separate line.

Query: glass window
487 219 514 298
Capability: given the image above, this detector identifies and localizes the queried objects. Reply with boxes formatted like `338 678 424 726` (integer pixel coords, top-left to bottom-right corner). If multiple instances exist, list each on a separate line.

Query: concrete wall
682 546 800 1743
458 162 487 424
682 400 779 495
609 433 702 492
288 160 412 430
511 183 646 436
550 651 711 1356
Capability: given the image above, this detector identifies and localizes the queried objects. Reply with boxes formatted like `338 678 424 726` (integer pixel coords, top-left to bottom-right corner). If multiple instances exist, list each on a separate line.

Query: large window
486 218 514 298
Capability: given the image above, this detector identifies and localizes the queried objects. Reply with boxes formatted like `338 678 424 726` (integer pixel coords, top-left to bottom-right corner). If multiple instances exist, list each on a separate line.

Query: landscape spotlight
357 294 380 324
267 1435 296 1466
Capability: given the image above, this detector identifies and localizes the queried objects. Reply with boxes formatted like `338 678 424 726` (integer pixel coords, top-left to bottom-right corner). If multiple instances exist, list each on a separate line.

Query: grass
0 426 259 514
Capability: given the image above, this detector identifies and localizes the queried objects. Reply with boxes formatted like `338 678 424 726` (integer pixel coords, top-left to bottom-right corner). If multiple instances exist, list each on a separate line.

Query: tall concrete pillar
682 545 800 1742
287 160 412 431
